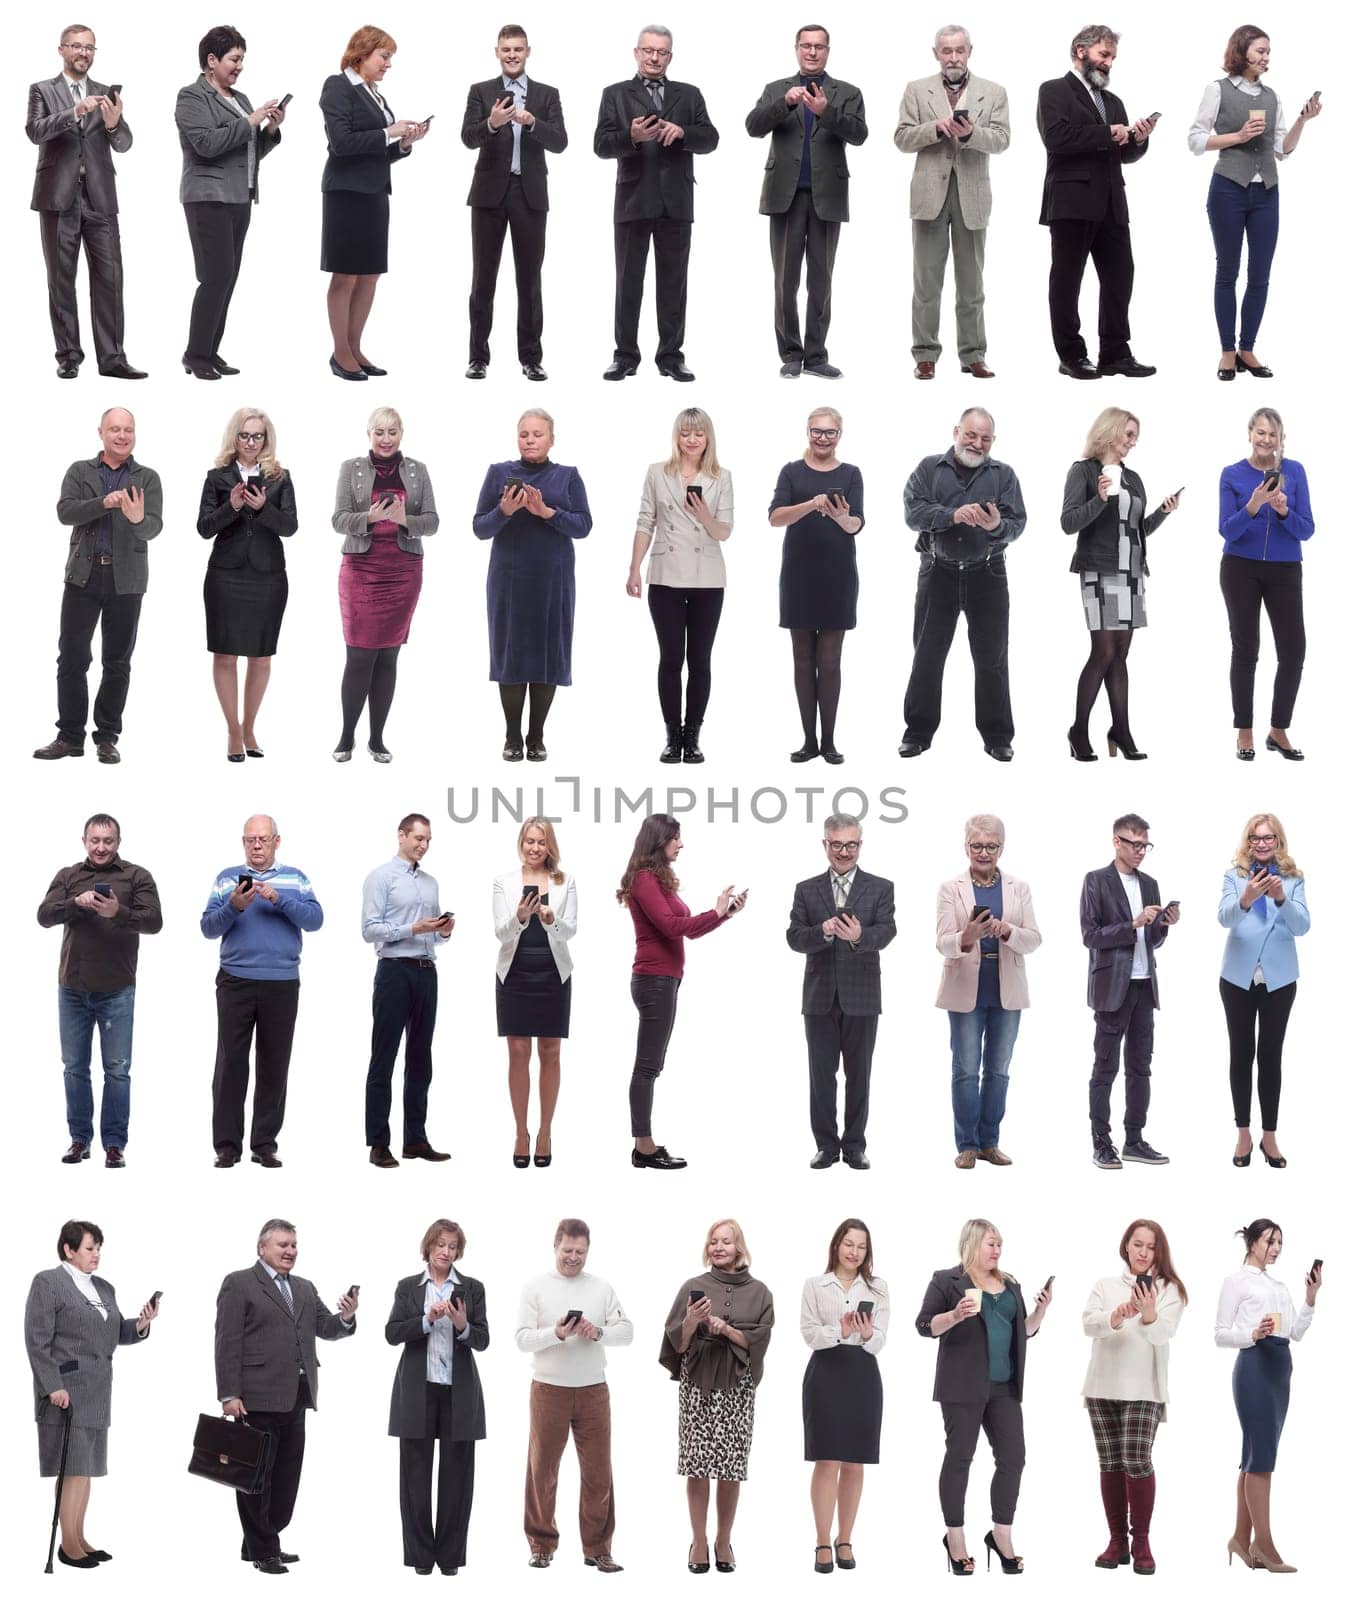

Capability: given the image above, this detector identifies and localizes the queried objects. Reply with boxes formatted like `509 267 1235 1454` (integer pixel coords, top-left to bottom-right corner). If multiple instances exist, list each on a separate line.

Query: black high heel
688 1544 710 1575
512 1137 530 1170
329 354 368 382
834 1541 856 1570
533 1137 552 1169
245 746 264 758
227 751 244 763
211 355 240 375
714 1543 736 1573
1232 1145 1252 1168
1106 728 1147 760
984 1531 1023 1574
942 1535 974 1577
182 355 221 380
815 1545 835 1574
1237 354 1274 378
1067 726 1098 762
1264 734 1304 761
1259 1137 1287 1169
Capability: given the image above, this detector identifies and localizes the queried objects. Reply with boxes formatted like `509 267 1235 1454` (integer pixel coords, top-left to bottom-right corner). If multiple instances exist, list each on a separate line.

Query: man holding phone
360 813 453 1168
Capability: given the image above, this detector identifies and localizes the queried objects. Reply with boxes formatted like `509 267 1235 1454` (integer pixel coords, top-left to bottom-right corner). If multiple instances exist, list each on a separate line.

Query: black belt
391 957 436 969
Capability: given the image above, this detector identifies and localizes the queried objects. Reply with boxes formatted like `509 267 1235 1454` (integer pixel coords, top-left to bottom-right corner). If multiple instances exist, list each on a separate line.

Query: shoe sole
1093 1159 1123 1170
1121 1154 1170 1164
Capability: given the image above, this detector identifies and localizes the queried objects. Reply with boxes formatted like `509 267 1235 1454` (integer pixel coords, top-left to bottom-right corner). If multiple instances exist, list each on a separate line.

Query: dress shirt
798 71 829 188
514 1270 633 1385
92 457 129 557
1214 1264 1313 1349
903 448 1027 559
422 1268 472 1383
800 1271 889 1356
361 856 445 961
822 865 856 942
500 72 528 173
38 853 164 992
1115 867 1149 978
344 64 398 144
61 1262 108 1319
1081 1272 1183 1403
1188 76 1289 164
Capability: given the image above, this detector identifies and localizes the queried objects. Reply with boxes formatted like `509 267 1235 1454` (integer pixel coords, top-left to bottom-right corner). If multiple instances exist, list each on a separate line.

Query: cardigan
59 454 165 595
626 869 726 978
332 455 438 555
1217 869 1309 992
493 869 576 982
1081 1273 1184 1403
636 463 733 589
659 1267 774 1394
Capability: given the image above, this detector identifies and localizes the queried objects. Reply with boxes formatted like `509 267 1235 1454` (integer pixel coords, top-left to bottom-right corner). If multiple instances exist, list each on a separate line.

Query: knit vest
1214 78 1279 188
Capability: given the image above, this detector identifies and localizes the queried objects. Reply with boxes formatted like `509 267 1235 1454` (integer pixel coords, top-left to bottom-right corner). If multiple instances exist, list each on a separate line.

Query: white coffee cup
964 1286 984 1313
1103 473 1121 498
1268 1310 1282 1335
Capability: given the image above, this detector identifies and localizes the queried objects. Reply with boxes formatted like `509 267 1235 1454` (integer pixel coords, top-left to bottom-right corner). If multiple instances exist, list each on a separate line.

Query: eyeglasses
236 431 266 445
809 427 840 441
1248 833 1278 845
638 46 672 58
1115 836 1153 853
967 842 1002 855
242 835 276 846
825 840 861 854
63 42 96 53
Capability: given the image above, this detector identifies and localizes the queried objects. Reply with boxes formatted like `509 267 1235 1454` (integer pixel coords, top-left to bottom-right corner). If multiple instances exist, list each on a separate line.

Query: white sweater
514 1269 634 1386
1081 1273 1184 1403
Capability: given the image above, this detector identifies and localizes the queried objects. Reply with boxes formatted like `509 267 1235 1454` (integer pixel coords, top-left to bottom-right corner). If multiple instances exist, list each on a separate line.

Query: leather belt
94 554 114 565
391 957 436 969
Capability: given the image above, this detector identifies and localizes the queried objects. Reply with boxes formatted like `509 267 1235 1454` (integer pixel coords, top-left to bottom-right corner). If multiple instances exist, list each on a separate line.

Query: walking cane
43 1401 73 1574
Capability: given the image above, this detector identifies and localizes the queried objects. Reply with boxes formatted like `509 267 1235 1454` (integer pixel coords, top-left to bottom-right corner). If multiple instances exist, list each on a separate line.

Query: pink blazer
935 870 1041 1013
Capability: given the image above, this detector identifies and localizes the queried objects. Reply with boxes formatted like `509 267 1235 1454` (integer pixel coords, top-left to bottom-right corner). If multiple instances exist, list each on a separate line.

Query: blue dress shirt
361 857 444 961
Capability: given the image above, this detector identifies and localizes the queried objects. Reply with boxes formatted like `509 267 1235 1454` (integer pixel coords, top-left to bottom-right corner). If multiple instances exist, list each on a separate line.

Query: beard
1084 64 1111 90
953 446 985 469
942 65 968 86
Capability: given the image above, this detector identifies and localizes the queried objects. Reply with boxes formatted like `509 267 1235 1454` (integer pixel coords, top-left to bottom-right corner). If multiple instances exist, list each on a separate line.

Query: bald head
242 815 280 872
98 408 136 464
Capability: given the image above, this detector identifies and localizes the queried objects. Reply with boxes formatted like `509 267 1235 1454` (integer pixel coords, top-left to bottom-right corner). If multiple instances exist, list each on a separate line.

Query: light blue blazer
1217 869 1310 992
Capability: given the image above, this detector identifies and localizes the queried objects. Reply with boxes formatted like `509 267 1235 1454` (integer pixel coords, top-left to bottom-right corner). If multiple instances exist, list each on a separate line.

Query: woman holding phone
1217 409 1315 760
800 1219 888 1574
1215 1219 1322 1573
660 1220 774 1575
770 408 865 764
493 818 577 1169
626 408 734 764
1062 408 1180 761
915 1218 1052 1575
616 814 745 1170
1081 1219 1188 1575
1219 814 1309 1167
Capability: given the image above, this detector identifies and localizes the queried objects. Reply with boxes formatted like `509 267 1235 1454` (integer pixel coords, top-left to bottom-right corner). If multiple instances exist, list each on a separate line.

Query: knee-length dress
772 458 866 630
496 892 571 1038
198 464 297 656
1060 459 1172 633
340 454 424 649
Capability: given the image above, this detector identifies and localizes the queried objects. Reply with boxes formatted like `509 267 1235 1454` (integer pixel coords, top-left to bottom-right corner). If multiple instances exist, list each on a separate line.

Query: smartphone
420 114 435 126
94 882 112 898
1312 1258 1323 1275
1135 1273 1153 1293
688 1290 699 1306
1262 468 1281 491
685 484 704 502
952 108 971 124
278 93 293 110
522 885 540 902
1042 1276 1056 1295
1145 112 1162 123
1163 900 1180 916
973 903 994 921
237 874 253 894
449 1288 463 1308
1170 488 1184 499
857 1300 875 1318
150 1290 163 1308
347 1284 360 1299
504 476 524 492
108 84 122 99
435 911 454 924
565 1308 583 1325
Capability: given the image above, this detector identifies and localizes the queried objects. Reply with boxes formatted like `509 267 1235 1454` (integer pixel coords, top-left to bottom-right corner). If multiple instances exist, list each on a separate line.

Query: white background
4 1 1338 1596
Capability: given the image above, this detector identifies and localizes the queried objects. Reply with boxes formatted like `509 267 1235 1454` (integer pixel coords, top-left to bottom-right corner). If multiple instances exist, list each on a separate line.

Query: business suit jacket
786 867 896 1016
175 75 280 204
25 1267 145 1427
1080 863 1168 1012
320 73 410 194
1036 72 1147 225
893 72 1010 226
58 455 165 595
385 1272 489 1440
27 75 132 213
332 455 438 556
1060 458 1170 576
197 467 298 573
593 76 719 222
746 75 868 223
935 870 1041 1012
493 868 577 982
1218 870 1310 992
915 1266 1030 1403
214 1260 355 1412
462 78 567 210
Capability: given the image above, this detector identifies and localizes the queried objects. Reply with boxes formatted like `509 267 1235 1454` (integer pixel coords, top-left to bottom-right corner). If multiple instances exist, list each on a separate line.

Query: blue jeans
58 984 135 1148
949 1006 1020 1151
1207 174 1279 352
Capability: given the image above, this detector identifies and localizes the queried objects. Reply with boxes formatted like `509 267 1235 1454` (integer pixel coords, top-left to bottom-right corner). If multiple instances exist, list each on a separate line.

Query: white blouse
62 1261 108 1320
1081 1272 1184 1403
800 1271 889 1357
1188 76 1289 165
1214 1264 1313 1349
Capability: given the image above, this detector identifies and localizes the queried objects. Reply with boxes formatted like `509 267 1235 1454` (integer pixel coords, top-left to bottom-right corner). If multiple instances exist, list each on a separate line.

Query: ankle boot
681 721 704 764
660 722 683 763
1095 1471 1130 1568
1125 1472 1157 1574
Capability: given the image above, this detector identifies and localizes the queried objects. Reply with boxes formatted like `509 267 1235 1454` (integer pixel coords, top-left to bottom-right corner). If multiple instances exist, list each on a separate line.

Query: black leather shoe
631 1145 688 1170
465 360 487 379
105 1146 125 1168
780 357 803 378
1217 362 1237 382
182 355 221 379
99 360 147 379
984 744 1014 762
253 1556 289 1575
214 1152 238 1168
96 741 120 763
1237 354 1274 378
58 1549 100 1569
403 1141 452 1162
803 360 843 379
820 745 844 764
34 739 84 759
661 723 682 763
790 741 820 762
251 1151 283 1168
525 737 547 762
844 1151 871 1170
657 359 696 381
57 359 79 379
415 1568 433 1576
62 1140 91 1164
1097 357 1157 377
898 737 930 758
503 739 524 761
369 1145 399 1168
212 355 241 375
603 360 639 380
681 721 704 763
810 1149 839 1169
329 355 367 381
522 363 548 381
358 360 388 376
1265 734 1304 760
241 1553 296 1564
1058 358 1101 379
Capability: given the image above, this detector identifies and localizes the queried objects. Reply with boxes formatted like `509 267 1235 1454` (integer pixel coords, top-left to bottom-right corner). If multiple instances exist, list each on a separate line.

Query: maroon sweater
627 870 725 978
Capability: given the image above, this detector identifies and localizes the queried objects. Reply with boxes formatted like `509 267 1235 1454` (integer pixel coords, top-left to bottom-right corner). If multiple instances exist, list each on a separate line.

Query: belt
932 551 997 572
391 957 436 969
980 951 999 960
94 554 114 565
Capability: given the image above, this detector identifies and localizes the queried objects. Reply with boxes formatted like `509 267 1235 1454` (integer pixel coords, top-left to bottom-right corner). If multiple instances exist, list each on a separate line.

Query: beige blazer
893 72 1010 226
636 463 733 589
492 868 577 983
935 869 1040 1012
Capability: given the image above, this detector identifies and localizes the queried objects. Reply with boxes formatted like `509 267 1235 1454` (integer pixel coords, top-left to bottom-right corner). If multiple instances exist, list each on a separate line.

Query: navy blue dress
472 459 593 684
772 458 866 630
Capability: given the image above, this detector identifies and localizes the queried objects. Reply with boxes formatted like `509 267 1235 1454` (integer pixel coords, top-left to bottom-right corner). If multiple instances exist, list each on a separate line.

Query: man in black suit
786 814 896 1170
593 25 719 382
215 1219 358 1574
461 25 568 382
1036 24 1156 379
26 25 145 379
1079 814 1180 1170
746 23 868 379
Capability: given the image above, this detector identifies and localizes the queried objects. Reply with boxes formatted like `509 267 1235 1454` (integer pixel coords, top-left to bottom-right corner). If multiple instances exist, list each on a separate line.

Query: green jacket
59 454 164 595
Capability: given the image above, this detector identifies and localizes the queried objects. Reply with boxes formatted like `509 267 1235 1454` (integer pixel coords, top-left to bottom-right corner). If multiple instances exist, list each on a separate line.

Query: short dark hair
1071 23 1119 62
399 813 431 834
57 1219 102 1262
199 25 247 70
1223 25 1268 76
796 23 830 45
83 813 121 839
1113 813 1149 836
498 23 528 43
554 1217 590 1246
420 1218 466 1260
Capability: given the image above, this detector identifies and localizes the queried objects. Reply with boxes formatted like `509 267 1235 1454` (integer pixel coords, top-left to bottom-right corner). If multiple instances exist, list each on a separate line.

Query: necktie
646 79 665 113
834 876 849 911
1088 83 1107 121
509 79 524 173
277 1274 294 1314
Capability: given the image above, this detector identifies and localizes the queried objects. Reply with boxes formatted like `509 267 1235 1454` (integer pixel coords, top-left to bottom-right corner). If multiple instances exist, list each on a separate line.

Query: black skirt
321 189 390 275
495 901 570 1038
204 566 289 656
803 1344 882 1464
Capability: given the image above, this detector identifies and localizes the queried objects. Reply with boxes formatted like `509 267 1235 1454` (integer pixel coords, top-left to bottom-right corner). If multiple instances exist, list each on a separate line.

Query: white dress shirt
514 1269 633 1386
1188 76 1289 166
344 64 398 144
1081 1272 1184 1403
800 1271 889 1356
1214 1264 1313 1349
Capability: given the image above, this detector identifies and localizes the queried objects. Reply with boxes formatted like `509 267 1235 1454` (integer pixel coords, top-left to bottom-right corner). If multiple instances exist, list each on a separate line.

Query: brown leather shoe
105 1146 126 1168
62 1140 91 1164
34 739 84 760
527 1551 553 1568
914 360 936 379
584 1553 625 1573
402 1141 451 1162
96 742 121 763
960 361 996 378
954 1150 976 1169
977 1146 1013 1166
369 1145 399 1168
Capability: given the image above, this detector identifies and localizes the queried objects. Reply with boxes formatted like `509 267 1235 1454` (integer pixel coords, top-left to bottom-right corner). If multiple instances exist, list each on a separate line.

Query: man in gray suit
786 814 896 1169
215 1219 358 1574
894 24 1010 380
26 24 144 379
746 23 868 379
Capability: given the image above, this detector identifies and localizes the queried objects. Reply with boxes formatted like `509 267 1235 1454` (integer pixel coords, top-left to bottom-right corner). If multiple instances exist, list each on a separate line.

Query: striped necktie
834 875 849 911
276 1274 294 1314
1088 83 1107 121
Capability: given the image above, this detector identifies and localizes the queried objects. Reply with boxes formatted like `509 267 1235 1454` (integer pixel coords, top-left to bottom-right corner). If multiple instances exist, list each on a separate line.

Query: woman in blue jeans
934 816 1041 1169
1189 27 1320 380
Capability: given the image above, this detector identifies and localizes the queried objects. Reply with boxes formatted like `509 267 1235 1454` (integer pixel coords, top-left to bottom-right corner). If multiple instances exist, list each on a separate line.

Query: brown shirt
660 1267 774 1394
37 854 163 992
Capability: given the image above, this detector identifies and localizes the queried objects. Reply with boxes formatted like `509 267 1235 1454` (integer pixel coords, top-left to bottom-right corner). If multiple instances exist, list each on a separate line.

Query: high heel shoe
1067 726 1097 761
688 1544 710 1575
984 1531 1023 1574
714 1543 736 1573
1226 1535 1254 1569
512 1135 530 1170
1249 1544 1297 1573
1264 734 1304 761
833 1542 856 1570
1259 1137 1287 1169
533 1136 552 1169
942 1535 974 1577
814 1546 835 1574
368 742 392 764
210 355 240 375
329 354 368 382
227 751 244 763
1232 1146 1252 1168
182 355 221 380
1236 740 1255 761
245 746 264 758
1106 728 1147 760
358 360 388 377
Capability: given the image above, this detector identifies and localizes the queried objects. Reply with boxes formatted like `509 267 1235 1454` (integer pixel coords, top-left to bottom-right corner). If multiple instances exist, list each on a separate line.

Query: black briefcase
188 1413 274 1494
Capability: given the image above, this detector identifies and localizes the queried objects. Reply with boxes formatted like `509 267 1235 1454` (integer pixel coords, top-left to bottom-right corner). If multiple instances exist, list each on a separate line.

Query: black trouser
237 1376 310 1563
1218 554 1305 728
366 959 437 1146
399 1383 476 1571
1047 214 1135 365
183 200 251 360
613 215 691 365
212 972 300 1158
902 554 1013 746
1089 979 1155 1145
1221 977 1295 1131
647 584 724 724
38 184 126 368
939 1384 1025 1526
629 974 679 1137
804 1000 878 1157
469 178 547 365
768 188 840 364
55 564 143 745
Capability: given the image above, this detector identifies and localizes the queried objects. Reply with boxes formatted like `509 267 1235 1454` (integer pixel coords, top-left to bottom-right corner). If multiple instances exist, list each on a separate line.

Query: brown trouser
524 1380 614 1557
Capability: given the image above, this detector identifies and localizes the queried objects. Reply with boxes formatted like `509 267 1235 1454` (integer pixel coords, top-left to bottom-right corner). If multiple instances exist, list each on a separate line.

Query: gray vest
1213 78 1278 188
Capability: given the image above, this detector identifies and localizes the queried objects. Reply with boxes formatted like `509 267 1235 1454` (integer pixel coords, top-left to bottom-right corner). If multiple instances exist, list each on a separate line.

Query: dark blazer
198 467 298 573
25 1267 146 1427
593 76 719 222
214 1260 355 1412
58 455 165 596
745 74 868 223
915 1266 1030 1403
1060 458 1170 576
320 73 410 195
385 1272 489 1440
786 866 896 1016
1036 72 1147 225
461 78 567 210
1080 862 1168 1012
175 74 280 205
27 74 132 214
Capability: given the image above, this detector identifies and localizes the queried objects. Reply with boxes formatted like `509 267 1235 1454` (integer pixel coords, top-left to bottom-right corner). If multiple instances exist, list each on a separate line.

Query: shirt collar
798 71 830 86
83 852 123 870
419 1266 462 1286
393 854 421 875
262 1261 287 1281
99 452 133 473
64 74 87 91
345 66 382 95
830 866 857 887
503 72 529 93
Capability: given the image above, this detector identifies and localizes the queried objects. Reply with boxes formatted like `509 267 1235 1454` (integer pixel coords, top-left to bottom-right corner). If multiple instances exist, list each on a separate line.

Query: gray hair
518 407 555 434
964 813 1005 843
99 406 134 428
1070 24 1120 63
959 406 995 431
637 23 672 44
243 813 279 837
824 813 862 836
257 1218 296 1247
934 23 972 48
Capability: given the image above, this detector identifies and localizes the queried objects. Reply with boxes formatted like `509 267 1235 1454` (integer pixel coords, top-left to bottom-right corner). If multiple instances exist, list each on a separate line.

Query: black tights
791 628 844 750
339 645 400 752
648 584 724 725
1071 629 1134 742
499 682 556 743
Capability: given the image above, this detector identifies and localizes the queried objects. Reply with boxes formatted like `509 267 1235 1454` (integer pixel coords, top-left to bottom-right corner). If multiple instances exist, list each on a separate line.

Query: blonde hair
215 408 283 479
1083 407 1139 463
367 406 403 433
702 1217 751 1270
1247 407 1285 461
807 406 843 430
664 408 721 477
958 1217 1015 1281
964 813 1005 843
518 816 566 884
1232 812 1302 879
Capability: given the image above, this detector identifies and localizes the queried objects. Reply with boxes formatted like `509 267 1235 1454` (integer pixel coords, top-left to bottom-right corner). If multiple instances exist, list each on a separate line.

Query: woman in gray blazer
24 1220 157 1569
386 1218 489 1576
174 26 284 379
